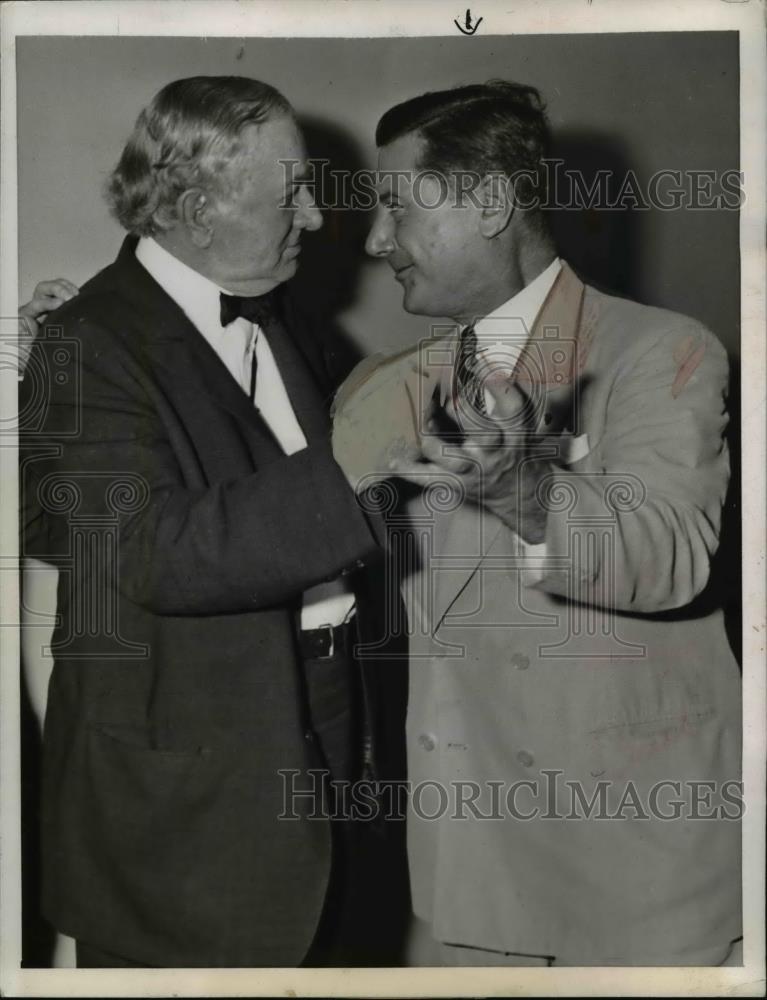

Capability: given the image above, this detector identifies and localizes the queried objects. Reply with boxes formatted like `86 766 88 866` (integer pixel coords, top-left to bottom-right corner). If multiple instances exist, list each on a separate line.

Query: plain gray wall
17 32 739 359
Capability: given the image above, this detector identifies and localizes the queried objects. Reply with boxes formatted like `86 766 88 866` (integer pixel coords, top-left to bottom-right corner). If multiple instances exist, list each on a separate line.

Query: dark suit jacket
21 237 380 967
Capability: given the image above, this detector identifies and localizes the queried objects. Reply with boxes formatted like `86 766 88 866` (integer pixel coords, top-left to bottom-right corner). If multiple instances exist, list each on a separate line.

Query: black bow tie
219 291 277 330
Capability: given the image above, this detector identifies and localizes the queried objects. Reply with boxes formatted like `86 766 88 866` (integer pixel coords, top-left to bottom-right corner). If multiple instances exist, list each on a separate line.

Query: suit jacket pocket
580 705 723 788
83 724 220 853
89 721 213 758
43 725 240 963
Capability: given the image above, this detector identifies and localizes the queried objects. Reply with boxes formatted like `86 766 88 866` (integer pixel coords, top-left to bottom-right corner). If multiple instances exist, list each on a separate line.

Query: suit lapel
264 307 330 444
514 261 586 434
110 237 326 460
145 328 287 459
431 262 586 631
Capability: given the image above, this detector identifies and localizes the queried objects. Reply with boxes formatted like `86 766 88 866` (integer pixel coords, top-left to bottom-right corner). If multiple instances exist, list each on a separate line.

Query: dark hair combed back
106 76 293 236
376 80 551 228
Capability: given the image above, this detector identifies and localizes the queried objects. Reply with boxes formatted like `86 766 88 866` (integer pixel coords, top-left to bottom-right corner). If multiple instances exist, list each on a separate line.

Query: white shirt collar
474 256 562 355
135 235 235 338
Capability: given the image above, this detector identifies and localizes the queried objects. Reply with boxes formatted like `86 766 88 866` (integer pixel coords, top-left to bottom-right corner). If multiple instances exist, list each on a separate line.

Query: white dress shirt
471 257 562 574
136 237 354 629
473 256 562 413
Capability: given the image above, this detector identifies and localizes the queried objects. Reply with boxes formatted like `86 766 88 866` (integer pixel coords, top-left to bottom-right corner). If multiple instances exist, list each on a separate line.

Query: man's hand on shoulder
18 278 79 375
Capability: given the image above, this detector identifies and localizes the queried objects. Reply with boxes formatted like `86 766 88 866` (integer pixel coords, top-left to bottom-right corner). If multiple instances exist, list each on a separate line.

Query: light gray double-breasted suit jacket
333 262 741 963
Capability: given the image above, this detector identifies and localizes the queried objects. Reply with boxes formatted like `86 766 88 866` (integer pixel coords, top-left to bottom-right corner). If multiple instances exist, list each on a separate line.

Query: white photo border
1 1 764 996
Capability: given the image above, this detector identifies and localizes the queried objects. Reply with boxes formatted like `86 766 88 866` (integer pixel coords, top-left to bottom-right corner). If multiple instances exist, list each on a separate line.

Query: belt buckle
317 622 334 659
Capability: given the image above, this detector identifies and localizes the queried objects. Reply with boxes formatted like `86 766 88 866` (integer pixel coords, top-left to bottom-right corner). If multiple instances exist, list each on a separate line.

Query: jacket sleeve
32 318 380 616
533 321 731 613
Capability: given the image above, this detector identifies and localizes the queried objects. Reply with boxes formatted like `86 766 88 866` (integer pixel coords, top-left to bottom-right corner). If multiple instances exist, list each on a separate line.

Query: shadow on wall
289 115 372 385
546 130 638 299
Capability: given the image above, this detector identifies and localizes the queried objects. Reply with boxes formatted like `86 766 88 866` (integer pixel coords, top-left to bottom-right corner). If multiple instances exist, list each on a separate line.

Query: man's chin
400 289 433 316
398 278 445 317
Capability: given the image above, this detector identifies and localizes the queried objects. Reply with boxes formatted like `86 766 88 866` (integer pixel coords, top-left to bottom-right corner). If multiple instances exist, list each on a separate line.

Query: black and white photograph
1 1 764 996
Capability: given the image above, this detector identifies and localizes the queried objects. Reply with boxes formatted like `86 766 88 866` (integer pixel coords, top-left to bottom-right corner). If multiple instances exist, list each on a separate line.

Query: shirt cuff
520 540 548 587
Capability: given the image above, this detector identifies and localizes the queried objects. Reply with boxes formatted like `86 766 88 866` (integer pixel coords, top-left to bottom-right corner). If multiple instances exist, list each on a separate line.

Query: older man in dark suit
20 76 384 968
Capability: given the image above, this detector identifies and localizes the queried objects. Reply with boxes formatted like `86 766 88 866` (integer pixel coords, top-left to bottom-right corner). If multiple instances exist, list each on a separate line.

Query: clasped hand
388 376 550 544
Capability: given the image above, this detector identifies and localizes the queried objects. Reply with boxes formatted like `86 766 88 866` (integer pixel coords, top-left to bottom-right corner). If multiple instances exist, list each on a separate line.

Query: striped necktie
456 325 487 415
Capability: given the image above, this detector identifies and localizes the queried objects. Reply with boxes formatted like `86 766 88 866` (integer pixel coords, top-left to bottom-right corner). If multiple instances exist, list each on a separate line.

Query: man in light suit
333 81 742 965
20 76 387 968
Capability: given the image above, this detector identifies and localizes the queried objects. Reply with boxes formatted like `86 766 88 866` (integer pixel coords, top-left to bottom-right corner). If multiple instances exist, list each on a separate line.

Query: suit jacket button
342 559 365 577
304 729 315 742
516 749 535 768
418 732 438 751
511 653 530 670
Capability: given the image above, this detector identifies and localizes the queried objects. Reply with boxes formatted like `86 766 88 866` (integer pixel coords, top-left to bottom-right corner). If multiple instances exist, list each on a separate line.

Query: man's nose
295 186 323 232
365 209 395 258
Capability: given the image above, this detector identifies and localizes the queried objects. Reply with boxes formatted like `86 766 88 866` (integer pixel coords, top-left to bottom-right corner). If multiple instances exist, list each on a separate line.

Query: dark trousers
302 623 362 788
301 625 410 967
300 627 365 967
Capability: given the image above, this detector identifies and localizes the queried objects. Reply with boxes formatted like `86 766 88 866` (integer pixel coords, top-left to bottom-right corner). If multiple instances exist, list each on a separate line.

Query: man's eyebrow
375 182 400 202
288 164 312 184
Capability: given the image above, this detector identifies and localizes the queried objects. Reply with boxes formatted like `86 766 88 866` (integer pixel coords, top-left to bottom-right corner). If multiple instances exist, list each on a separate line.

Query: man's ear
477 173 515 239
177 188 214 248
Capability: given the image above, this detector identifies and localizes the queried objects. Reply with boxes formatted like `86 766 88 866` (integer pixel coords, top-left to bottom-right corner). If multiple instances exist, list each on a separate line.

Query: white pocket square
563 432 590 465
